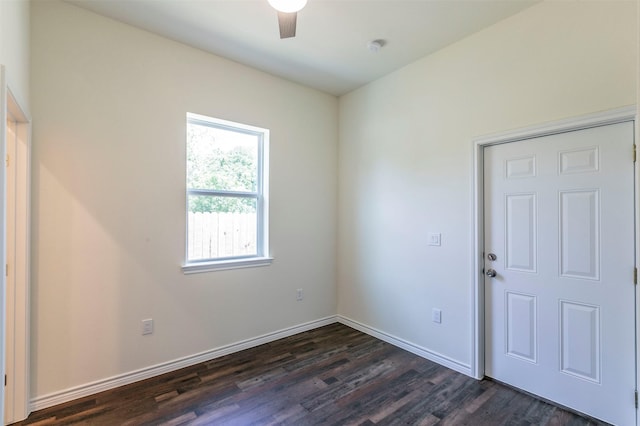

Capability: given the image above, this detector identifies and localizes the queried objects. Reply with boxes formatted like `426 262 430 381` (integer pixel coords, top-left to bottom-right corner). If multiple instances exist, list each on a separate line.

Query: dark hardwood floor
14 323 607 425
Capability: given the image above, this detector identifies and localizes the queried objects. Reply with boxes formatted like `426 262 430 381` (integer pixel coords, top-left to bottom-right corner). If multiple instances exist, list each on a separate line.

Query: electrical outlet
432 309 442 324
142 319 154 335
296 288 303 301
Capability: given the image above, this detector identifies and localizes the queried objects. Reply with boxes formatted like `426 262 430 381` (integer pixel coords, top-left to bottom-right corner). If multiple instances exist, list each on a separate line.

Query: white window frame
182 113 271 274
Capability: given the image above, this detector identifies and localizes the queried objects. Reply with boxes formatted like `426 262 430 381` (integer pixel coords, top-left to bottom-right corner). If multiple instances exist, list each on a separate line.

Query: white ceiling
66 0 538 96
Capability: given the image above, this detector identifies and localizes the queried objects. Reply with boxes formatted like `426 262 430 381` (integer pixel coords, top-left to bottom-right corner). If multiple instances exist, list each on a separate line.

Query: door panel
484 122 635 425
559 189 599 279
505 193 536 272
505 291 537 362
559 300 600 382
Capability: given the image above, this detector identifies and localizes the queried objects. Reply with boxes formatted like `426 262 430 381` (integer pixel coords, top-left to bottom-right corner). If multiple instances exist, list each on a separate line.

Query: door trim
470 106 637 391
1 65 31 424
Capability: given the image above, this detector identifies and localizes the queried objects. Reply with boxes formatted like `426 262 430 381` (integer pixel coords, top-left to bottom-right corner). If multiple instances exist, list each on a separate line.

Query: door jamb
470 106 637 387
0 64 6 426
1 65 31 424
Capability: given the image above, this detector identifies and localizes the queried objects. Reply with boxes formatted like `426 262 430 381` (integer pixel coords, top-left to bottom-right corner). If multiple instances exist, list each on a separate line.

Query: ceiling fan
267 0 307 39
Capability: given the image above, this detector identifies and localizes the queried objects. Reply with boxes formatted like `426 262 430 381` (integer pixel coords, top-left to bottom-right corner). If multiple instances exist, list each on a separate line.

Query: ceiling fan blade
277 11 297 39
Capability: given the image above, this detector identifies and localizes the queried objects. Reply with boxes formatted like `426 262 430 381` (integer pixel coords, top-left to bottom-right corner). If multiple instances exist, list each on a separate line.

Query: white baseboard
337 315 472 376
31 314 472 412
30 316 338 411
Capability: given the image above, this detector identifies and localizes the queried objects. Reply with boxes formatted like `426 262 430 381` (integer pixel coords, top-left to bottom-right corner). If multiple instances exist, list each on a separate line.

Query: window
183 113 270 273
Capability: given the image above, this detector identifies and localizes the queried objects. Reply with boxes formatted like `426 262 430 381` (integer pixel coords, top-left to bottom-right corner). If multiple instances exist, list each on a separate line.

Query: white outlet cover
432 309 442 324
428 233 441 246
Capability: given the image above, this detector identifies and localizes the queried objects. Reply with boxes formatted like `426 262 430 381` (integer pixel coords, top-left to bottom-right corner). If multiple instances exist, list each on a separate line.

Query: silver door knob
487 253 497 261
486 269 497 277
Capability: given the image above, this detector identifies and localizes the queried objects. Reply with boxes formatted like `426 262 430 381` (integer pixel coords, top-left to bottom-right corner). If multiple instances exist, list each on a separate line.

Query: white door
484 121 636 425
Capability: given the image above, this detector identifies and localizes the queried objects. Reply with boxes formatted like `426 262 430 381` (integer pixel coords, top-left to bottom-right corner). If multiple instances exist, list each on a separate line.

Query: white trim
30 316 338 411
636 11 640 425
337 315 472 376
185 113 270 267
0 64 7 426
0 66 32 424
471 105 637 383
30 313 482 413
3 86 31 424
182 256 273 274
470 139 485 380
187 113 267 135
474 106 636 146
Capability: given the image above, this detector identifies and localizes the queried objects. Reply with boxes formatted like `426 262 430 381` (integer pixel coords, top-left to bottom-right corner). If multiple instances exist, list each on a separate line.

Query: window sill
182 257 273 274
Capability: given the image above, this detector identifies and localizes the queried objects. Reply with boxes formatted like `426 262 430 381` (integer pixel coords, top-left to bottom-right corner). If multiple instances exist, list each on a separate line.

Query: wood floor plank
12 324 609 426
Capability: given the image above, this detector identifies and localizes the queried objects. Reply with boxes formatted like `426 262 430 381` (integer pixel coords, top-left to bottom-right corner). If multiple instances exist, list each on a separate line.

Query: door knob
486 269 497 277
487 253 497 261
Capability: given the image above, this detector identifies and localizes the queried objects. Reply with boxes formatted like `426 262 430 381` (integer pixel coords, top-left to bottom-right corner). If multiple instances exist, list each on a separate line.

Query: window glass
184 113 268 269
187 195 257 260
187 124 258 192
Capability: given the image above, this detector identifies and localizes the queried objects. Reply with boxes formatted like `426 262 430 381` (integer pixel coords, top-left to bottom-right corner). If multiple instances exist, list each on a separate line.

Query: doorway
1 66 31 424
472 107 637 425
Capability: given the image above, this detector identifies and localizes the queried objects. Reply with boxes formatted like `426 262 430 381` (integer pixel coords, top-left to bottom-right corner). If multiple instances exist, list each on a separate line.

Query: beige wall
338 0 637 369
29 0 639 404
0 0 30 115
30 0 338 398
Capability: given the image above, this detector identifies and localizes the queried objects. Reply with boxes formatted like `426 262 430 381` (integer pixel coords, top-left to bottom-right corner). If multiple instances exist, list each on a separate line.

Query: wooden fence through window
187 212 257 260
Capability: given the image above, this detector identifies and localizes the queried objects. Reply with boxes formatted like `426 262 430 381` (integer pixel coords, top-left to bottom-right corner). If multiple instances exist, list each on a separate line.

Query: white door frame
470 106 637 418
1 65 31 424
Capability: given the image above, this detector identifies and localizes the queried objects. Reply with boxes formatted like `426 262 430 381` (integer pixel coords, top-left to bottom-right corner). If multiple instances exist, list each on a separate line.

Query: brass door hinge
635 390 638 408
3 374 5 387
634 267 638 285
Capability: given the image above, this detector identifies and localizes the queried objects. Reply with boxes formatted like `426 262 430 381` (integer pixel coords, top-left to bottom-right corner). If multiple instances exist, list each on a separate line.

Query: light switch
428 233 441 246
432 308 442 324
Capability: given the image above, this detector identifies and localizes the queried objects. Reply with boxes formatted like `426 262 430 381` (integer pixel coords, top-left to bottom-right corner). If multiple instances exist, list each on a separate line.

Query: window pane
187 195 258 261
187 122 258 192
